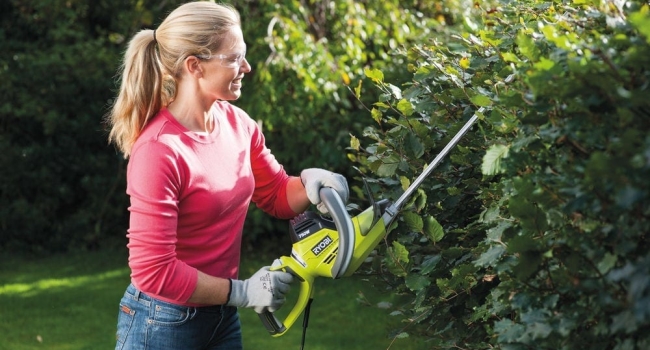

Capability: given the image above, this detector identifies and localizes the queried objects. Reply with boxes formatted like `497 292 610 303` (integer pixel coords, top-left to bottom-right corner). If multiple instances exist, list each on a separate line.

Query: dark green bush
352 0 650 348
0 0 135 252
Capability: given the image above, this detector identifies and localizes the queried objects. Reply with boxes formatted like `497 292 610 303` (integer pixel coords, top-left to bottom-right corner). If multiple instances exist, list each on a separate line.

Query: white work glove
300 168 349 214
226 264 293 314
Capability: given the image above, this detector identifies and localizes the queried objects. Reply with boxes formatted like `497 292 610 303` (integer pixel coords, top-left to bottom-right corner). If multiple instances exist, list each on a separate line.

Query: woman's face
198 26 251 101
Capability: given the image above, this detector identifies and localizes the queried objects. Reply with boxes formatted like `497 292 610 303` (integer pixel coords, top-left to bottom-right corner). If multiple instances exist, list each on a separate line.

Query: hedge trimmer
259 108 484 348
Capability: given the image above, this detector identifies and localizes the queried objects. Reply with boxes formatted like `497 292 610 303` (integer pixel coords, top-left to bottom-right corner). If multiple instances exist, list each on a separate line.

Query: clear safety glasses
195 51 247 68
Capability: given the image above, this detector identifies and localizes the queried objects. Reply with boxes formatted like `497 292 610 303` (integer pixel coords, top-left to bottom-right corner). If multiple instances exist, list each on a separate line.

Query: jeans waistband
125 284 228 312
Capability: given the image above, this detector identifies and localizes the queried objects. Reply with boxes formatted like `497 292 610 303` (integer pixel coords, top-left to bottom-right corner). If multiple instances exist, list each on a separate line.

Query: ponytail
106 29 163 158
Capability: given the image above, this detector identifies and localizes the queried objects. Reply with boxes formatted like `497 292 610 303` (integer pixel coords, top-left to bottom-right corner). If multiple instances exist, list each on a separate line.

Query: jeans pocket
150 301 192 326
115 302 136 349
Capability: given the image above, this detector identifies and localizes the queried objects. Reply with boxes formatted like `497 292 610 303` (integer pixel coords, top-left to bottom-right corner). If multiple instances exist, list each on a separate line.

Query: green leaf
516 31 540 61
482 144 510 175
370 108 382 124
414 190 427 211
446 186 461 196
480 205 500 223
509 196 549 232
540 25 572 50
525 322 553 340
405 132 424 158
404 188 426 211
413 65 432 80
350 134 360 151
403 212 424 232
391 241 409 263
354 79 362 99
405 273 431 291
374 102 390 109
474 245 506 267
386 241 410 277
364 67 384 83
388 84 403 99
513 251 543 280
420 255 441 274
479 29 503 46
377 162 399 177
502 52 522 64
494 319 525 343
451 153 470 165
470 94 493 107
630 10 650 44
376 155 400 177
533 57 558 72
486 221 512 242
399 176 411 191
506 234 538 254
597 253 617 274
423 216 444 242
397 99 414 116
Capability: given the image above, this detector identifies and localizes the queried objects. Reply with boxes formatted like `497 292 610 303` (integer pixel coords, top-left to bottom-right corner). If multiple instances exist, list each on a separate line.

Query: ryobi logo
311 235 333 256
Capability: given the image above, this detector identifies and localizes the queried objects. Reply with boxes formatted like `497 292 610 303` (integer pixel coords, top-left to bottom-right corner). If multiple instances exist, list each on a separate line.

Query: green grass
0 250 131 350
0 249 429 349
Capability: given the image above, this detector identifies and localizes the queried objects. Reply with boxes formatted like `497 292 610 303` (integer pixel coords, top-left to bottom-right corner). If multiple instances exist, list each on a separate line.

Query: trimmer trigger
270 259 305 282
285 266 305 282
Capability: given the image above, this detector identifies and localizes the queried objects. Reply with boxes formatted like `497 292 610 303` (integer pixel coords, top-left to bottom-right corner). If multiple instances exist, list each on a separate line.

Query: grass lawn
0 249 430 349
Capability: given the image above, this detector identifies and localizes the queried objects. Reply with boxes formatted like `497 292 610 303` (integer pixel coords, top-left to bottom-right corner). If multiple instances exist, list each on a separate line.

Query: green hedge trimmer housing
259 108 484 338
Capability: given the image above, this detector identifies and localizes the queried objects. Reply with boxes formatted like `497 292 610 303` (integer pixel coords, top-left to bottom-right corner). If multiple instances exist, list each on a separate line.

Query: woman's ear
183 56 203 78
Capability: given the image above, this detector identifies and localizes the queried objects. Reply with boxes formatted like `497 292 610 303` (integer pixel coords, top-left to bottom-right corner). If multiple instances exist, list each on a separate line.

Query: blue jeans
115 284 242 350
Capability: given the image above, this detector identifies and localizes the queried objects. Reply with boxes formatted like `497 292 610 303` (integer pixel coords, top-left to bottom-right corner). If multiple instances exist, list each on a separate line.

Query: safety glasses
195 51 247 68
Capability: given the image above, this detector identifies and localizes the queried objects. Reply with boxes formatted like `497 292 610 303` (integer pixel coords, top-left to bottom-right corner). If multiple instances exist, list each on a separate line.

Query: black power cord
300 298 314 350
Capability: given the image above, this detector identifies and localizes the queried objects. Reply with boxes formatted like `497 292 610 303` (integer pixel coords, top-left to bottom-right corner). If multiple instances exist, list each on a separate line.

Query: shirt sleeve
240 109 298 219
126 140 198 303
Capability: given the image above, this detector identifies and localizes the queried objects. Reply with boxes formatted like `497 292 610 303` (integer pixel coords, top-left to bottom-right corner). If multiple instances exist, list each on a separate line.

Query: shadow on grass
0 249 130 350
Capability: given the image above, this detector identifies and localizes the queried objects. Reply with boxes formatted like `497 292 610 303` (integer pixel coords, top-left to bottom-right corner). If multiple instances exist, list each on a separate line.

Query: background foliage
0 0 133 252
237 0 440 241
350 0 650 348
0 0 438 252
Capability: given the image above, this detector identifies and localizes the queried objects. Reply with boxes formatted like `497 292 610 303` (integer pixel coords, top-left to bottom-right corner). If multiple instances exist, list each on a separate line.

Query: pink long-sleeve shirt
126 102 297 306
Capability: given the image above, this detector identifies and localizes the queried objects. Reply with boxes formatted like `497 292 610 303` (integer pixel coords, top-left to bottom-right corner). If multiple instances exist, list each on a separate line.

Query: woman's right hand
226 265 293 313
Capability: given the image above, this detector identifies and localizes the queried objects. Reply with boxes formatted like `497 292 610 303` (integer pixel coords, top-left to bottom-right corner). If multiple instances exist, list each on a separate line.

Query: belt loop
133 288 141 301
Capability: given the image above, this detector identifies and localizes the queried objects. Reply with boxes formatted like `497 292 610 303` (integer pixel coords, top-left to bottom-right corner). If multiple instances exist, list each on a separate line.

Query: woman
105 2 349 349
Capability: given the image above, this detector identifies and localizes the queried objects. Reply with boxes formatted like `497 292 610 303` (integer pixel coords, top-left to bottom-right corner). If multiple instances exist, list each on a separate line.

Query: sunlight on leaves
481 144 510 175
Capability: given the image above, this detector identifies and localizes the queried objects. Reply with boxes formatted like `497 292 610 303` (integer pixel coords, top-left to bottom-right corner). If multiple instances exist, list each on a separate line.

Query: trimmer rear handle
258 188 354 336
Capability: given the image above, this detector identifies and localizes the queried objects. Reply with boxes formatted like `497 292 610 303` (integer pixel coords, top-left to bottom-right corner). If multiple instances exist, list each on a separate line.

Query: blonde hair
106 1 241 157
